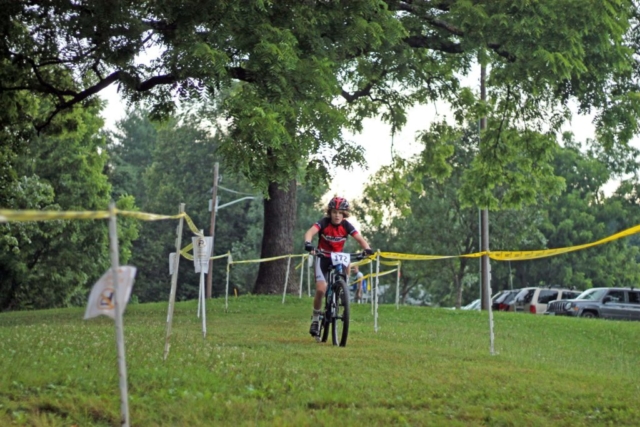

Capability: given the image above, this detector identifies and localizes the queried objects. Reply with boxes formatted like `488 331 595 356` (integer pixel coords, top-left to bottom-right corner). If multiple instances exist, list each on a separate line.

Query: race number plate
330 252 350 267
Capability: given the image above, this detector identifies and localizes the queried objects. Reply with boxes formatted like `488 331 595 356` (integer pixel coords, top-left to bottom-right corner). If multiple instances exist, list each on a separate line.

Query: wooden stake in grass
164 203 185 361
108 202 130 427
375 251 380 333
193 231 212 339
225 252 232 312
282 256 292 304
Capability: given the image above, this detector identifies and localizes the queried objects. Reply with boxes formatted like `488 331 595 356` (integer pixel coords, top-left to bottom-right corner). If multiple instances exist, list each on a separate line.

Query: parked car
461 299 481 310
512 287 582 314
545 287 640 320
491 289 519 311
461 291 513 311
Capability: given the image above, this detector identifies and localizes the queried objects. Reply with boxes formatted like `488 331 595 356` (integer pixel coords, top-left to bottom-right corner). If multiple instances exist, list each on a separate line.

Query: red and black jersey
313 217 359 252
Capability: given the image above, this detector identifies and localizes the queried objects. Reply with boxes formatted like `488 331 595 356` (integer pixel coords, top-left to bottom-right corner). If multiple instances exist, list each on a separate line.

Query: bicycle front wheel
331 279 350 347
320 314 330 343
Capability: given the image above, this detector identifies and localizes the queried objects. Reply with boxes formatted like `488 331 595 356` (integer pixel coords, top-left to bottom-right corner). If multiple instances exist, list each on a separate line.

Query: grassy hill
1 295 639 426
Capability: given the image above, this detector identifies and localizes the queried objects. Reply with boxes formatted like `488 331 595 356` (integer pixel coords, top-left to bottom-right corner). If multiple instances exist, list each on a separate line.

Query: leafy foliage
0 106 139 310
361 127 640 307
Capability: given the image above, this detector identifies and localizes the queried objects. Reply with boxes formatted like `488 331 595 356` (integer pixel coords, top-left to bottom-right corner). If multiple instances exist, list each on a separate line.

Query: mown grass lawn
1 294 639 426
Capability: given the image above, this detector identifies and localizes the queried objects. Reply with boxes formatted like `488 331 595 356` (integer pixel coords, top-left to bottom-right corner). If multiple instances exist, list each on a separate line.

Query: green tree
512 136 640 290
107 112 265 302
106 109 158 205
0 106 139 310
361 124 544 307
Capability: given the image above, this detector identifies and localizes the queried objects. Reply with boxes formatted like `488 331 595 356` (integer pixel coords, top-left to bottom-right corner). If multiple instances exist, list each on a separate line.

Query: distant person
303 196 373 339
351 265 364 303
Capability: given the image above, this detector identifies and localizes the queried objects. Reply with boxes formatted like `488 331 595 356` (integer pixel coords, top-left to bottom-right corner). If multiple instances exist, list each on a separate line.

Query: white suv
512 287 581 315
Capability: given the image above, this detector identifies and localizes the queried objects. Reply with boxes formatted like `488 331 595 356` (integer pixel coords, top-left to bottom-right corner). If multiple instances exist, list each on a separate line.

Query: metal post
200 270 206 338
480 63 491 311
197 229 204 317
395 262 401 309
299 255 305 298
207 162 219 299
108 203 130 427
480 59 495 355
164 203 185 361
282 256 292 304
225 253 231 312
370 261 374 314
374 252 380 332
307 255 311 297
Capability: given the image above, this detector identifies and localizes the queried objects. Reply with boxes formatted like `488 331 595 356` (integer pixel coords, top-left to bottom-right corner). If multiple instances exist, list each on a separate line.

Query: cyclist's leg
310 257 329 336
313 256 329 310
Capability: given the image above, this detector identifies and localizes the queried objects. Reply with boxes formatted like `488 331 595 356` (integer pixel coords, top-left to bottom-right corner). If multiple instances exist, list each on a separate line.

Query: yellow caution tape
295 254 309 270
351 269 398 284
379 223 640 261
0 208 190 224
5 209 640 263
182 213 202 236
0 209 110 222
351 258 373 267
116 210 183 221
231 253 306 265
180 252 230 262
381 260 401 266
179 242 230 261
380 252 459 261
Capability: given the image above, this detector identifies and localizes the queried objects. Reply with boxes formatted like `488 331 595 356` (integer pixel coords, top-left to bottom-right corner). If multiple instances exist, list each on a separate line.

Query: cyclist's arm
304 226 319 243
352 233 371 252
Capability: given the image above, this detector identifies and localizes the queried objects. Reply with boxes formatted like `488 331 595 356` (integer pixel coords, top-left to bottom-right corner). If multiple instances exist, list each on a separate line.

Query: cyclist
303 196 373 338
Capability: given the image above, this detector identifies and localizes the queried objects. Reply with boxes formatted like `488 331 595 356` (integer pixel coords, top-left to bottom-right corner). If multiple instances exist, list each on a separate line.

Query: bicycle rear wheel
331 279 350 347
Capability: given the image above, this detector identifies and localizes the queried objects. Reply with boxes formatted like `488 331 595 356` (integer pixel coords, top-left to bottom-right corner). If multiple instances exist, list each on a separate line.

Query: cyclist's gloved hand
363 248 374 256
304 241 314 252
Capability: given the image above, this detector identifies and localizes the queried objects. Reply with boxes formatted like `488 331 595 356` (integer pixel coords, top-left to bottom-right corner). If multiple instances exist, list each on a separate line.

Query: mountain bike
314 249 367 347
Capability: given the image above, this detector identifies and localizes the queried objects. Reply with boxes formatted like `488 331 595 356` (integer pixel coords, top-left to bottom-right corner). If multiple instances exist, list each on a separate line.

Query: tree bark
455 257 468 309
253 179 299 294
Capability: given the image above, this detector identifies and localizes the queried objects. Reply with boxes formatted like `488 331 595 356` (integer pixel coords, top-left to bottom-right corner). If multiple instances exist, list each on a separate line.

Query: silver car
546 287 640 320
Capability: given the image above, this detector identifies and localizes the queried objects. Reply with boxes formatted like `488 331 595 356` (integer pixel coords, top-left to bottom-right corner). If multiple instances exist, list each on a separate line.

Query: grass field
1 294 639 426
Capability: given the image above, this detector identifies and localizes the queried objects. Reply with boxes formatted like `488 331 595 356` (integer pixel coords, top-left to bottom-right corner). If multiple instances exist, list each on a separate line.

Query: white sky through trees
100 81 625 206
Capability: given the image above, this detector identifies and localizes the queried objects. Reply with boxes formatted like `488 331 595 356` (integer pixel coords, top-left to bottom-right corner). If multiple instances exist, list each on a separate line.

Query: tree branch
32 63 258 131
340 81 375 103
35 71 124 131
228 67 256 83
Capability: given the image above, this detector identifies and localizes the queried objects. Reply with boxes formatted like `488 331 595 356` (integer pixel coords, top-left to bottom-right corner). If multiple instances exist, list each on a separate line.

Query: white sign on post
192 236 213 273
84 266 137 320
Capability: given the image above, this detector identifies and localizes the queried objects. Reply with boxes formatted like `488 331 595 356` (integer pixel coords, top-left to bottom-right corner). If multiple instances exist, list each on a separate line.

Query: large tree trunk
454 258 468 309
253 179 299 294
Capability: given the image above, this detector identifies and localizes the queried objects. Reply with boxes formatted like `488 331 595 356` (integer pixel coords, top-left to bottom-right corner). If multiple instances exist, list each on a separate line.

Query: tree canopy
3 1 638 191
